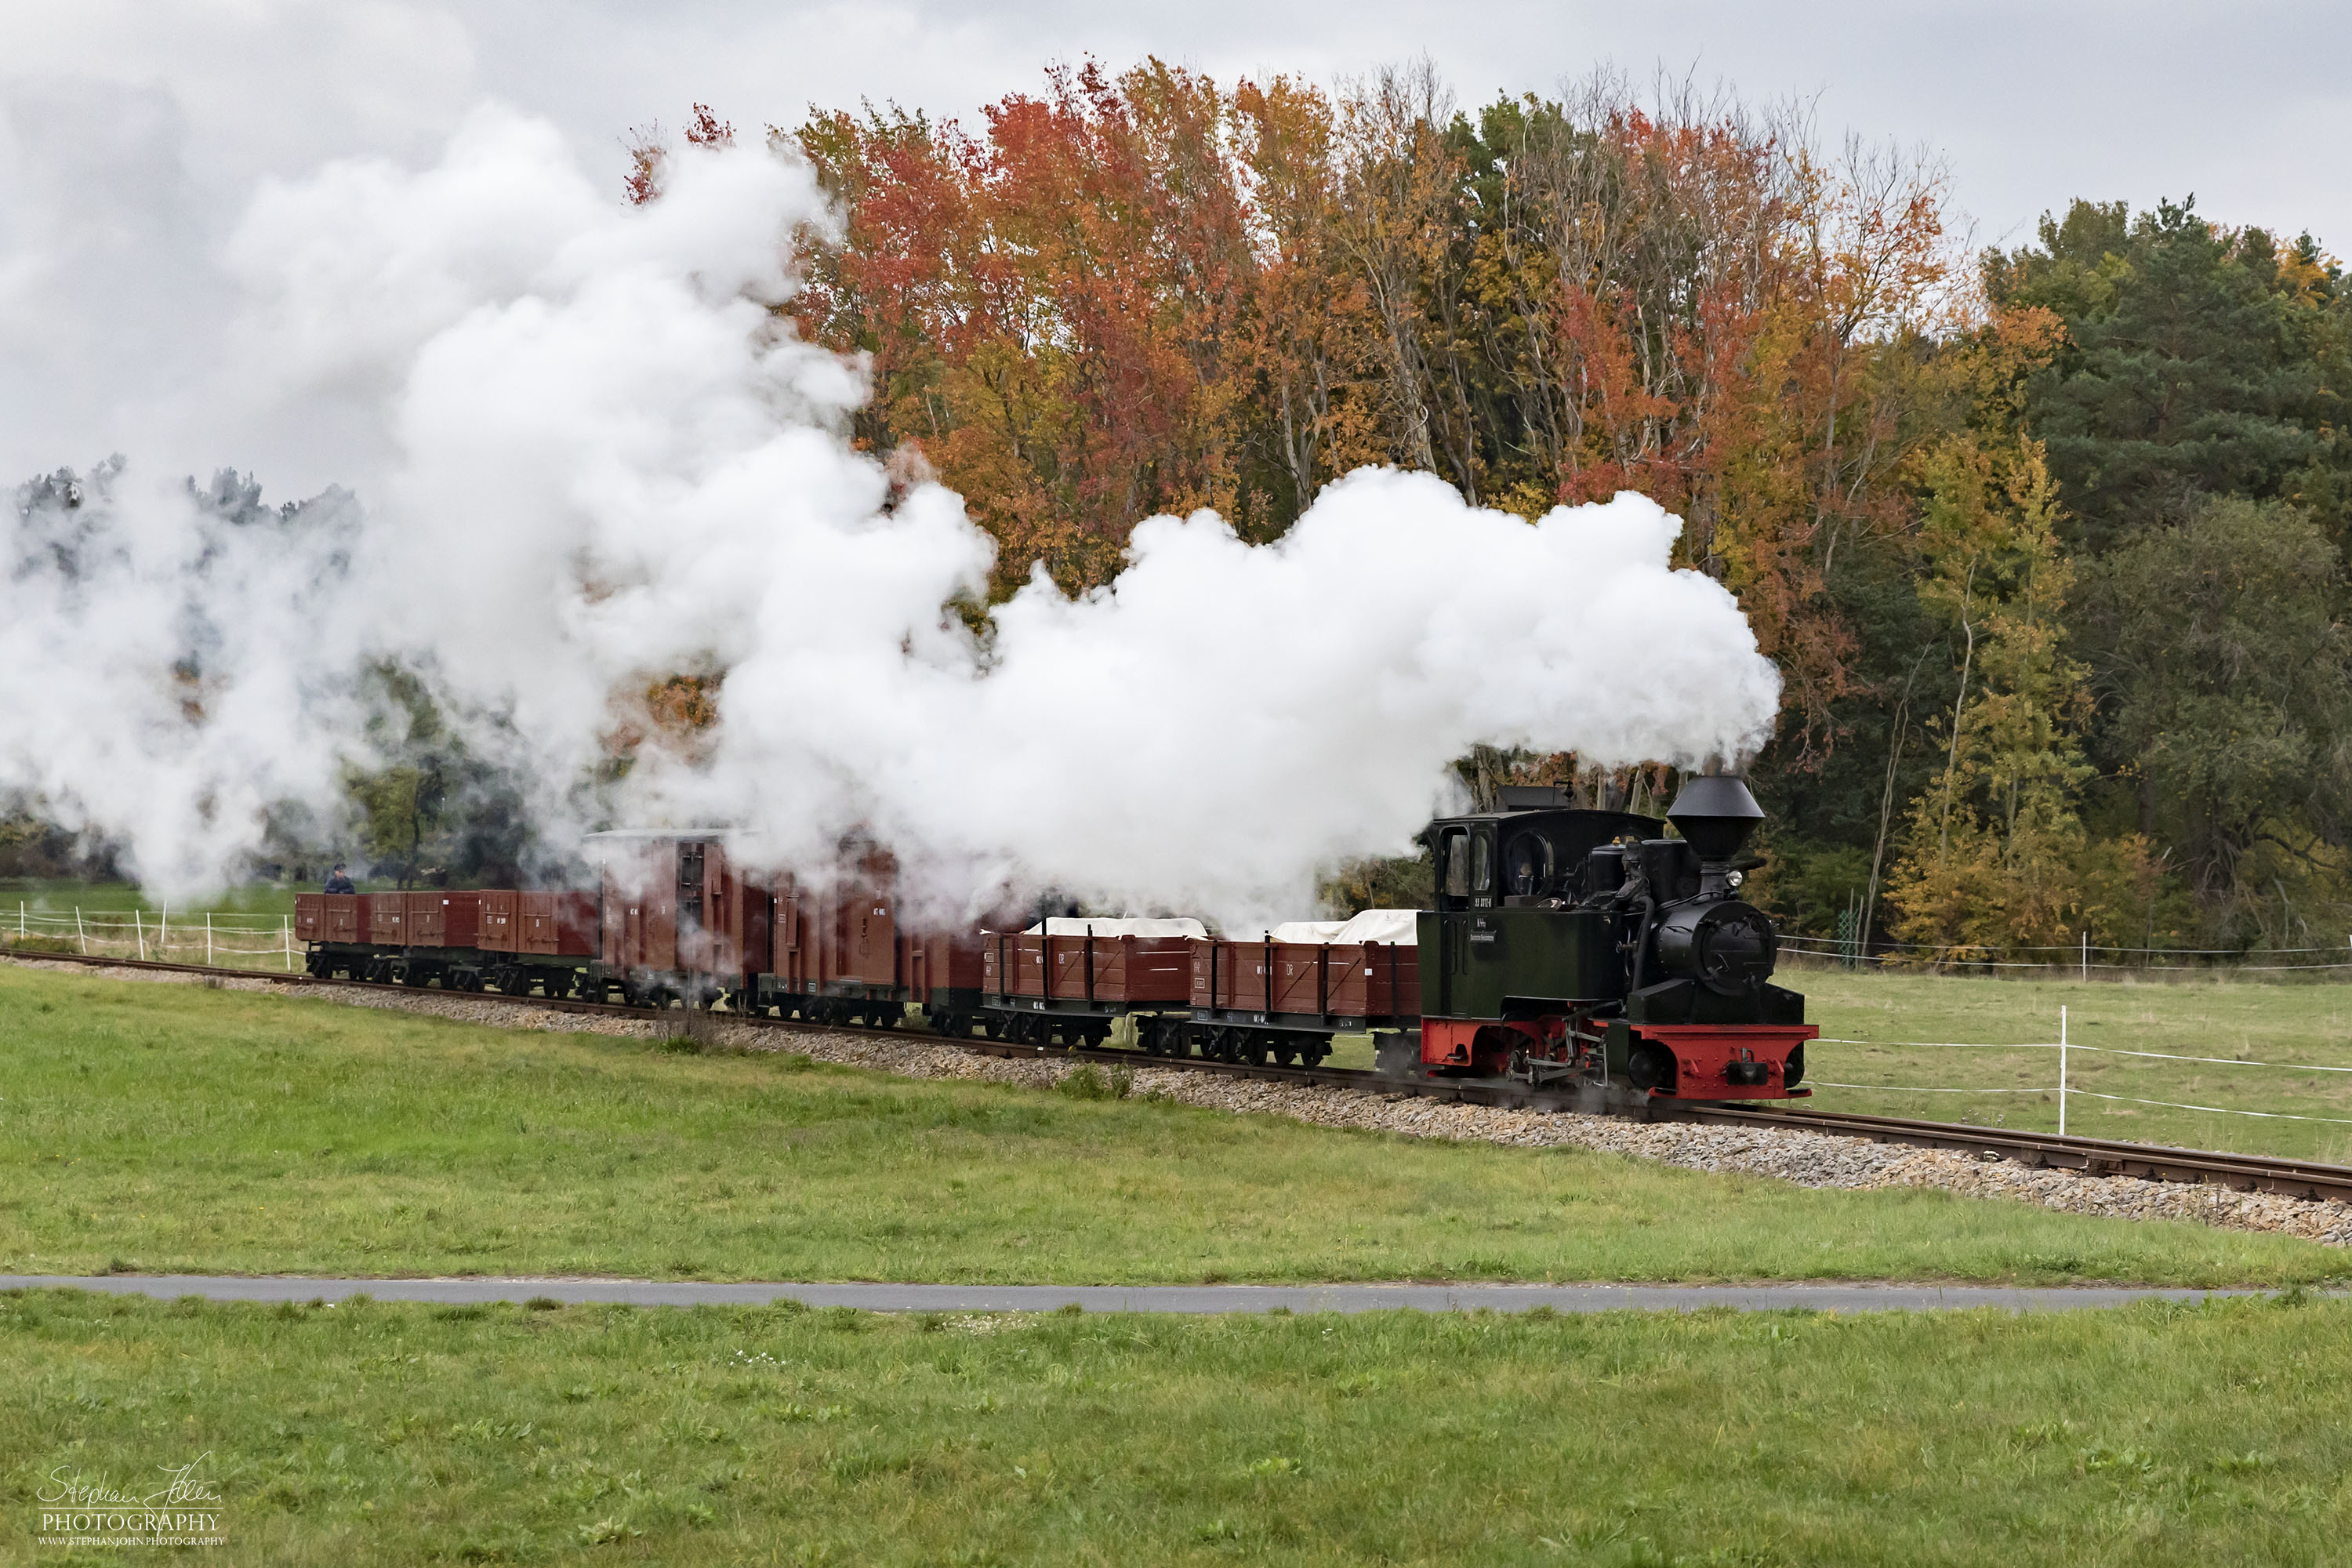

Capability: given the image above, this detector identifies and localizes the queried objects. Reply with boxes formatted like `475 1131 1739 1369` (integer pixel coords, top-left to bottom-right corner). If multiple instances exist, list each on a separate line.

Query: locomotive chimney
1666 775 1765 866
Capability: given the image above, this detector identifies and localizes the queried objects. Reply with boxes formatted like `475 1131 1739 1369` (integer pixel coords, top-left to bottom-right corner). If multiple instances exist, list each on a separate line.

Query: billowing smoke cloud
2 107 1781 920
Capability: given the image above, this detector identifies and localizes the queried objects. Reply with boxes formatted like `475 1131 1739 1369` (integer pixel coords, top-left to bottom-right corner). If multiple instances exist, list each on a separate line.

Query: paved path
0 1276 2293 1313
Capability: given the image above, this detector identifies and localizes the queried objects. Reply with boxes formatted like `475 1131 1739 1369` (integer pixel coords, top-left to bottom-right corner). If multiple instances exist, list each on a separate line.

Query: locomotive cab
1407 779 1815 1104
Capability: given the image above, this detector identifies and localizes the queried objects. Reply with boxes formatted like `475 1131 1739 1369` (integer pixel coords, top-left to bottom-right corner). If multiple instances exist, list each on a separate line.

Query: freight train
293 776 1814 1107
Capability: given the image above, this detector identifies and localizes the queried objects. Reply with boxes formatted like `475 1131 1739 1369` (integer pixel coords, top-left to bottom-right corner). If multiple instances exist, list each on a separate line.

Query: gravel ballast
16 955 2352 1250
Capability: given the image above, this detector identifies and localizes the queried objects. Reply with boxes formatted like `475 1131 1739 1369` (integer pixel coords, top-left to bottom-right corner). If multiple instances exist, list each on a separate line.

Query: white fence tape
1809 1081 2051 1094
2060 1089 2352 1127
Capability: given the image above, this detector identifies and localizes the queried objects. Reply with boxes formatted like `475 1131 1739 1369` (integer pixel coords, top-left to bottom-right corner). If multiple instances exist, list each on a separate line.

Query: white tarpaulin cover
1241 909 1421 946
1024 916 1210 938
1331 909 1421 945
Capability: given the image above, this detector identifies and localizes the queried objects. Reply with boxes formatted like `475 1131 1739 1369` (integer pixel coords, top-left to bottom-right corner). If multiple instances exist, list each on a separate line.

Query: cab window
1442 829 1469 898
1505 830 1553 897
1470 832 1491 895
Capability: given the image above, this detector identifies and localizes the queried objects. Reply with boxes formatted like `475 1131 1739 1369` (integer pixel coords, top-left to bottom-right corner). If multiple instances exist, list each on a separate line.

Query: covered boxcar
587 830 768 1007
760 854 905 1026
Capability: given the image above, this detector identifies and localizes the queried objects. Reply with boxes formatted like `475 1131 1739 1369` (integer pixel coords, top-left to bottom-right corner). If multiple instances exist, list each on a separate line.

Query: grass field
0 964 2343 1287
2 1289 2347 1565
1792 967 2352 1162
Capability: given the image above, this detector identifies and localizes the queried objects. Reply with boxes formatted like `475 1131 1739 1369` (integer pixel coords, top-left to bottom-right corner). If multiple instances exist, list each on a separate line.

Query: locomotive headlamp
1726 869 1744 888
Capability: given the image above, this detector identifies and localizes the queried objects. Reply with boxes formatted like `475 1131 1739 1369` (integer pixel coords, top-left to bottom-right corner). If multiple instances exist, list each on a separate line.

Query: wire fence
1808 1009 2352 1142
1784 933 2352 978
0 903 299 971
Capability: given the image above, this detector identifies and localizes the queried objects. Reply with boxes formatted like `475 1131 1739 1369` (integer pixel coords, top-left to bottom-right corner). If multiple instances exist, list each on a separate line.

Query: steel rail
11 946 2352 1204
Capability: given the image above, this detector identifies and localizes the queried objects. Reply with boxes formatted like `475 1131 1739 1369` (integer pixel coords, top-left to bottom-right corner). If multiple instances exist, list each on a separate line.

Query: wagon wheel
1235 1033 1270 1067
1272 1040 1300 1068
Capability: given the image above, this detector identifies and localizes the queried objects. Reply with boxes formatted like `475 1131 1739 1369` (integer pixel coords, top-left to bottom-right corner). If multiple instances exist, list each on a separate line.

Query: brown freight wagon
348 891 491 989
763 862 902 1025
1185 913 1421 1066
978 919 1202 1048
907 930 989 1036
588 831 766 1007
294 892 376 978
476 889 599 996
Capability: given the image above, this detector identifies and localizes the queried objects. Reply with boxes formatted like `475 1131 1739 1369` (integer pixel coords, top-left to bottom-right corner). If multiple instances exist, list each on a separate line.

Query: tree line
693 59 2352 955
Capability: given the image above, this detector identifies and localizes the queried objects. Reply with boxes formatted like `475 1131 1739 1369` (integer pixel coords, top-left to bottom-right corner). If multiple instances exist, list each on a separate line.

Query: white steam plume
0 107 1782 920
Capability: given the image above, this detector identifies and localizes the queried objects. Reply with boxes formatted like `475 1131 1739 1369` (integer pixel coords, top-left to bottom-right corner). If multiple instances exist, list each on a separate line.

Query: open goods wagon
975 919 1203 1047
1183 910 1421 1065
296 889 594 992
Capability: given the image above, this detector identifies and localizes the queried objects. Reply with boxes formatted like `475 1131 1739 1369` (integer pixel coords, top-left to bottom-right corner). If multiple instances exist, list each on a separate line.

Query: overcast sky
2 0 2339 485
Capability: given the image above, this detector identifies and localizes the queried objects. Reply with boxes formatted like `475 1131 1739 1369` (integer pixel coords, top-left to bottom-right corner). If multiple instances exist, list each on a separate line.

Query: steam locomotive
1403 774 1811 1105
294 776 1813 1105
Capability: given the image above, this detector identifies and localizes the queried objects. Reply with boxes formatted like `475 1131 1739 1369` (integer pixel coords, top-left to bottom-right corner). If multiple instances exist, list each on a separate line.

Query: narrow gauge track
14 946 2352 1205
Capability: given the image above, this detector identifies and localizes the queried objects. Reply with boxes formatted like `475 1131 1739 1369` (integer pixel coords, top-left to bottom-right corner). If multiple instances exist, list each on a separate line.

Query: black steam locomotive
1387 775 1814 1105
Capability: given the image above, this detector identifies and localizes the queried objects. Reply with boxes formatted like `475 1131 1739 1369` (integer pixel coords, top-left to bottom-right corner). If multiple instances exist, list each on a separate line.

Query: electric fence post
2058 1005 2068 1137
